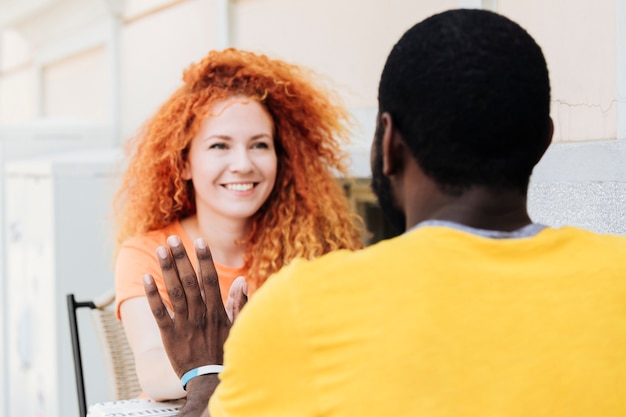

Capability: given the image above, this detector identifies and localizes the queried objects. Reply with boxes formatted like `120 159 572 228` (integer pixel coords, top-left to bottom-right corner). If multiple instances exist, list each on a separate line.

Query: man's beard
370 122 407 237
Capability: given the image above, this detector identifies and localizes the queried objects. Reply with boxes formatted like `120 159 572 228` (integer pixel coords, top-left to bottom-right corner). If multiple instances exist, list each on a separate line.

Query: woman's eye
209 143 227 150
252 142 270 149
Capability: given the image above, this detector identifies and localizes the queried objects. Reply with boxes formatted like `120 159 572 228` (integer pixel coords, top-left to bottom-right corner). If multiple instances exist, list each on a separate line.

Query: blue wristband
181 365 224 390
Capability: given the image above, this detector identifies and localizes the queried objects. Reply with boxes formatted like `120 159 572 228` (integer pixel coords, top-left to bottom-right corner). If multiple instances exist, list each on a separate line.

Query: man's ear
535 117 554 163
544 118 554 152
380 112 405 176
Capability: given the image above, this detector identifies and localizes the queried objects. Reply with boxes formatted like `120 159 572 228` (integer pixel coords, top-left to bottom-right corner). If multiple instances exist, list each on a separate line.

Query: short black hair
378 9 551 194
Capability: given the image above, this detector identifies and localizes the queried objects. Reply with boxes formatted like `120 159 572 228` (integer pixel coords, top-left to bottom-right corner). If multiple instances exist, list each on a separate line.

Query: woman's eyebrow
204 135 232 141
203 133 272 141
250 133 273 140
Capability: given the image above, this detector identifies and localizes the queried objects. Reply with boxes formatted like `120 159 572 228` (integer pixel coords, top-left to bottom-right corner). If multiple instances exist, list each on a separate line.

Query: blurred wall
499 0 618 142
1 0 622 145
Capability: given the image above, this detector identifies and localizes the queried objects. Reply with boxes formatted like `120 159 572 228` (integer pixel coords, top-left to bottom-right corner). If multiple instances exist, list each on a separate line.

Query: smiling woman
112 48 364 401
182 97 277 223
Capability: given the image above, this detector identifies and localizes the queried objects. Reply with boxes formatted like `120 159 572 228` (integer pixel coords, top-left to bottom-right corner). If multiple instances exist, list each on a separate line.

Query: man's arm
143 235 241 417
177 374 219 417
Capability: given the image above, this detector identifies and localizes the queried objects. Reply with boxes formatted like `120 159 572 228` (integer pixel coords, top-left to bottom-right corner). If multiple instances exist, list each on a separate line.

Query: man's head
372 9 552 231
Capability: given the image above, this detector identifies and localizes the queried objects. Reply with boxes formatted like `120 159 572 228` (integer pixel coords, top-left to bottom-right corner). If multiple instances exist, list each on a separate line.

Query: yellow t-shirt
210 225 626 417
115 221 246 319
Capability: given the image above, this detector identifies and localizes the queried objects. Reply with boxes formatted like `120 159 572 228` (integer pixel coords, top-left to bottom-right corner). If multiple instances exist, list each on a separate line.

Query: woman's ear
181 159 192 180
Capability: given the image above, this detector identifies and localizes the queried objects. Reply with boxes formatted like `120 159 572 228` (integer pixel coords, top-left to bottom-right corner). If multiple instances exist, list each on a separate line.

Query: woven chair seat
90 289 142 400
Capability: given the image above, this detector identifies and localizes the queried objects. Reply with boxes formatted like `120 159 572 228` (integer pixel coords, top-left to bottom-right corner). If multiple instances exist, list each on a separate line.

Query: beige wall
232 0 457 109
0 0 622 144
42 45 108 122
0 67 36 123
498 0 617 142
117 0 458 139
0 29 36 123
120 0 217 138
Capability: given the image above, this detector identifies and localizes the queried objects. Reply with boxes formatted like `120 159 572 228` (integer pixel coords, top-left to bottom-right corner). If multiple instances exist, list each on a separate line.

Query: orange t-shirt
115 221 246 320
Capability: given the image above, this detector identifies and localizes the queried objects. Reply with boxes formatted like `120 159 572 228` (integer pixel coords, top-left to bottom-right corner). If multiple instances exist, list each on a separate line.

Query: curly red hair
114 48 363 287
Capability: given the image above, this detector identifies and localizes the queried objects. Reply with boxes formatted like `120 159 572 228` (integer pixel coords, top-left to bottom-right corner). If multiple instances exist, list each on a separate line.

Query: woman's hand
225 276 248 322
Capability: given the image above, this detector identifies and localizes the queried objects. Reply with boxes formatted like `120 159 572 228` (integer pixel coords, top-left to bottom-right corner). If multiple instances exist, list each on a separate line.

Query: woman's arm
115 233 247 401
120 297 187 400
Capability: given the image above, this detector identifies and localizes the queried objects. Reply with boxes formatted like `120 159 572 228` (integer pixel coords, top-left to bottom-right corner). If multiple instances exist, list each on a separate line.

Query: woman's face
183 96 278 221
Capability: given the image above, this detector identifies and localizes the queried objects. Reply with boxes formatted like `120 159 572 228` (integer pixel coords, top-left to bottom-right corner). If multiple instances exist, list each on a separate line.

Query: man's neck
406 186 532 232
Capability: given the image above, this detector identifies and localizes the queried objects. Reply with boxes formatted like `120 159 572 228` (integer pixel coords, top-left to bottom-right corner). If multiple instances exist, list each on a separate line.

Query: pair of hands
142 235 247 403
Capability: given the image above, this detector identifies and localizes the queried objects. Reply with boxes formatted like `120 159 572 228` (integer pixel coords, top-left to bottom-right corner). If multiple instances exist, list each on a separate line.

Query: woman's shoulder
121 221 184 250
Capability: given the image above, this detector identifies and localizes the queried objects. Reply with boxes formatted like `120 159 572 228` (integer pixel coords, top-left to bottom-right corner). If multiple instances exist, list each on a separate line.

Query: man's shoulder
548 226 626 250
277 236 406 277
267 248 363 286
255 234 413 297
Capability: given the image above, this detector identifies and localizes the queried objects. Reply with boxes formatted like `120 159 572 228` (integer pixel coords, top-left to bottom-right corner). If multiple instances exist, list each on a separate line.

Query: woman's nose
229 148 253 173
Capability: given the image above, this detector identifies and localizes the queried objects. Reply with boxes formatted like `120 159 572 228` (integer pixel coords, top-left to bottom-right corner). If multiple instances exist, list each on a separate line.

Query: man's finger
167 235 205 321
143 273 173 330
156 241 189 320
166 235 205 321
194 238 224 316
